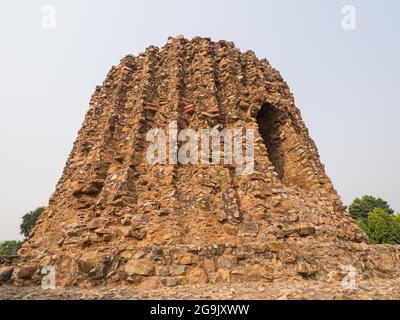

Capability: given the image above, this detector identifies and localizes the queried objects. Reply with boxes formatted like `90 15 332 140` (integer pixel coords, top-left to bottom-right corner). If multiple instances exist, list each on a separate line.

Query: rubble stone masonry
2 36 400 288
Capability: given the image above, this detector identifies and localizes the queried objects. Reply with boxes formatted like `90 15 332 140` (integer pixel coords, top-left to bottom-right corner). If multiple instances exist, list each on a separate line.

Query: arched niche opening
257 103 321 191
257 102 285 181
256 102 317 192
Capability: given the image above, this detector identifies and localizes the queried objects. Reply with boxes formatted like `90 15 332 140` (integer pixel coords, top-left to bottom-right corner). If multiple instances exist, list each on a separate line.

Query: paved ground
1 278 400 300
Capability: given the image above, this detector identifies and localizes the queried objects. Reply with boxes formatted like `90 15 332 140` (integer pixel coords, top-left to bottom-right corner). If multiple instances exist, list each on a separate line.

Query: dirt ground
1 278 400 300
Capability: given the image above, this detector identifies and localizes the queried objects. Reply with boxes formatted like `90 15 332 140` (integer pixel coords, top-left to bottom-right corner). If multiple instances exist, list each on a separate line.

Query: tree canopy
0 240 23 256
349 195 394 221
357 208 400 244
20 207 45 239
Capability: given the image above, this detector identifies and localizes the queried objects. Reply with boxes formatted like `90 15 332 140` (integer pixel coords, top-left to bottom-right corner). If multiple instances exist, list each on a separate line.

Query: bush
0 240 23 256
20 207 45 239
357 208 400 244
349 195 394 222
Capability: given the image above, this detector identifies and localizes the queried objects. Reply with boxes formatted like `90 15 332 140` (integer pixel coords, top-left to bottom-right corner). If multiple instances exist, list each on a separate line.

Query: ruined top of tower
11 36 399 288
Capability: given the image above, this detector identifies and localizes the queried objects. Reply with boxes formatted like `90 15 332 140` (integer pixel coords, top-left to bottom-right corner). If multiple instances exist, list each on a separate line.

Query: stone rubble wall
1 36 398 288
2 243 400 288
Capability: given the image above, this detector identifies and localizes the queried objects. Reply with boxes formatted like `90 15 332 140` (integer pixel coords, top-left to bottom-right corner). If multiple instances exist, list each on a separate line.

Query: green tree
390 214 400 242
349 195 394 221
20 207 45 239
0 240 23 256
362 208 400 244
356 218 369 235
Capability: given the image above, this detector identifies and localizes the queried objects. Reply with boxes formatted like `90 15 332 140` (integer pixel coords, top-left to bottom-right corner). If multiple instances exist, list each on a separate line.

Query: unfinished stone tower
11 36 400 287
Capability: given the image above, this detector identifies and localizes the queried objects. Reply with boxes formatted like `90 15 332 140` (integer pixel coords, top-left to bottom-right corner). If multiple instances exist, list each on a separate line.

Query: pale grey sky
0 0 399 241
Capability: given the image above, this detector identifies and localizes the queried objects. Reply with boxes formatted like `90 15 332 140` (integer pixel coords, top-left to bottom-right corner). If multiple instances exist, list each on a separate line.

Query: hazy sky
0 0 399 241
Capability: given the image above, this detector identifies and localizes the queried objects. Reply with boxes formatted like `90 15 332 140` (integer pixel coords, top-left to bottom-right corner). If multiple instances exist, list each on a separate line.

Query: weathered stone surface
0 267 14 282
217 269 231 282
137 277 159 290
296 261 319 278
217 255 237 269
15 265 37 280
299 225 316 236
186 267 208 285
155 266 170 276
267 242 283 253
87 219 103 230
203 259 216 274
163 277 179 287
129 227 147 240
125 259 154 276
78 252 99 274
170 265 187 277
8 35 399 289
179 253 198 265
